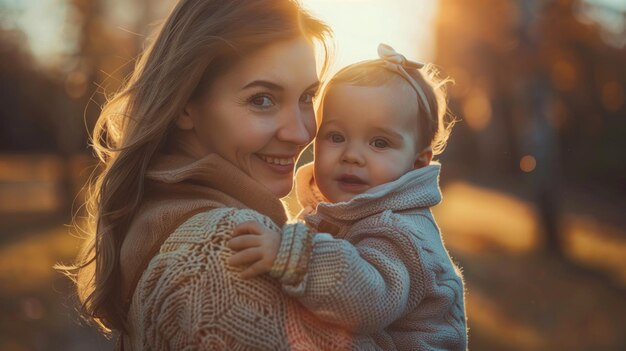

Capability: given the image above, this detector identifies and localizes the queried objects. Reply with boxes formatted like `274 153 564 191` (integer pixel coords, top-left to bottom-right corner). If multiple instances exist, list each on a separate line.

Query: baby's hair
319 59 456 156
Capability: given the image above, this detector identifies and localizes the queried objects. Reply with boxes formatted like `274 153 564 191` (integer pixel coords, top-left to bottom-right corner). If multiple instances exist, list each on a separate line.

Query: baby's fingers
227 248 262 267
232 221 265 237
227 234 260 251
239 260 271 279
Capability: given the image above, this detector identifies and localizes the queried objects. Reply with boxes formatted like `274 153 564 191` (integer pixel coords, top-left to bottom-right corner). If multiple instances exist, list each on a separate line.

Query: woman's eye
300 92 315 104
329 133 345 143
249 95 275 109
372 139 389 149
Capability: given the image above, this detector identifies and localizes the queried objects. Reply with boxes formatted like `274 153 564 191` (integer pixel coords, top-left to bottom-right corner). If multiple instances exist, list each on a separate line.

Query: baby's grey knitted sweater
272 162 468 351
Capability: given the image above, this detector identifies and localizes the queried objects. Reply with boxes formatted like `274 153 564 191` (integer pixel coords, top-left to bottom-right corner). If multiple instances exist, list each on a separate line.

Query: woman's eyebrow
242 80 284 91
241 80 320 94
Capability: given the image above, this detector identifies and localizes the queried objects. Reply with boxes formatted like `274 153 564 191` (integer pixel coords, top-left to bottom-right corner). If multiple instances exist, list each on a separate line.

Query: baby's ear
414 147 433 169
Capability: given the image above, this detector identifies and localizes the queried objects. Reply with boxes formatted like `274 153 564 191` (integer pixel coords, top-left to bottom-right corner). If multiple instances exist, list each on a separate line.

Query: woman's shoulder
129 207 278 310
127 207 295 349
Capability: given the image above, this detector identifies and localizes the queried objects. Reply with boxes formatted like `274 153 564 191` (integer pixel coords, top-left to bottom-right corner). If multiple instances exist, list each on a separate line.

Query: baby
227 44 467 350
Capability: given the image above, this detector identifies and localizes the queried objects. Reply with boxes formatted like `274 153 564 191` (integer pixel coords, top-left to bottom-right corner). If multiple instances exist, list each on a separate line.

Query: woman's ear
176 102 196 130
414 147 433 169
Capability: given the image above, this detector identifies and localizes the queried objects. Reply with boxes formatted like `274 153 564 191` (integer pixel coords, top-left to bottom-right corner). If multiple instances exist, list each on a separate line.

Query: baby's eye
249 94 275 109
329 132 345 143
371 138 389 149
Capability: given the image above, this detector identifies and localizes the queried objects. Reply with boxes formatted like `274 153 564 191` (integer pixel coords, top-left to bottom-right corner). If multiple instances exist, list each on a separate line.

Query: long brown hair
58 0 332 335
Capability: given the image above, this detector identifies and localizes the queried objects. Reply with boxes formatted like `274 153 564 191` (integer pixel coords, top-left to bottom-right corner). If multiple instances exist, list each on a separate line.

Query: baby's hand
227 221 281 279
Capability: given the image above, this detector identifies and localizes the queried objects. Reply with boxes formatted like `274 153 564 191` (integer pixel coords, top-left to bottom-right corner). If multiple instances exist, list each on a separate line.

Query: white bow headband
377 43 432 119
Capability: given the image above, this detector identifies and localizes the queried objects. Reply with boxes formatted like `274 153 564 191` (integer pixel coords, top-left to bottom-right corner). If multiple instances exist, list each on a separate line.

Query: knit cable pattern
125 208 356 350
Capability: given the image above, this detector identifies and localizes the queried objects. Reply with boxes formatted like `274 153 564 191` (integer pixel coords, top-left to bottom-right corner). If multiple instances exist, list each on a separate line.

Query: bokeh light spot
520 155 537 173
601 81 625 112
462 87 492 131
552 59 578 92
65 71 88 99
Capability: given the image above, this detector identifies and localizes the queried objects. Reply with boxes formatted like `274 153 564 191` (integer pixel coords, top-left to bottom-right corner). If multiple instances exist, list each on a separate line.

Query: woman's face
183 38 319 198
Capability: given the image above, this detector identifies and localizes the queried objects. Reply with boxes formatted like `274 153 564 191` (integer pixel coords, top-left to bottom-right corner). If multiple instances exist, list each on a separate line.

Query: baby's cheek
313 155 336 200
318 180 340 204
369 156 410 186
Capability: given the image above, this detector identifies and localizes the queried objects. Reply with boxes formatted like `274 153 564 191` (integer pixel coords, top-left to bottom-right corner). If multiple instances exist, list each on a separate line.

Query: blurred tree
0 0 143 217
0 30 61 151
435 0 626 255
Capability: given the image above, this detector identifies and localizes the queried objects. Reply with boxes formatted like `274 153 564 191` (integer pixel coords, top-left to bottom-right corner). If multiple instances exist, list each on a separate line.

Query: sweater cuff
270 222 315 286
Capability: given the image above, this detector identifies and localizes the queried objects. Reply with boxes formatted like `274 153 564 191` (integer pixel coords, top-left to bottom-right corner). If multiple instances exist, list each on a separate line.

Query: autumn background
0 0 625 350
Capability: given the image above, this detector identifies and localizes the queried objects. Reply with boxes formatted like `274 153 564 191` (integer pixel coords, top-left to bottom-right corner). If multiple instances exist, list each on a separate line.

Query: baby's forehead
321 82 419 124
318 83 421 148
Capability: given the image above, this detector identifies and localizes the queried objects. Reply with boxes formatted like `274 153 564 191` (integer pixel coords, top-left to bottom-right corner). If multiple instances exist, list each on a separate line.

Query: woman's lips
256 153 295 175
336 174 369 193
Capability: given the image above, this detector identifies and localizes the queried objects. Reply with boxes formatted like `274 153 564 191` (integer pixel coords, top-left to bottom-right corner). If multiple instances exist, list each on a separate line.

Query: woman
62 0 367 349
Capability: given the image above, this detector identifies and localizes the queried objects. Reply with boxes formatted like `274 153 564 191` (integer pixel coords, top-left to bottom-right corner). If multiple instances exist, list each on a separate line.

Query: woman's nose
276 105 315 146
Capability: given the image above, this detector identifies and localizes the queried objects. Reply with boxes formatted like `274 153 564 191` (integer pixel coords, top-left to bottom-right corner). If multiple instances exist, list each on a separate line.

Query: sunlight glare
301 0 439 75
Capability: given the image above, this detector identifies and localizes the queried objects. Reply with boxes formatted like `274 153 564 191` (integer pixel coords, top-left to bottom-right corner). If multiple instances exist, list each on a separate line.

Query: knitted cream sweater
270 162 468 351
118 152 368 350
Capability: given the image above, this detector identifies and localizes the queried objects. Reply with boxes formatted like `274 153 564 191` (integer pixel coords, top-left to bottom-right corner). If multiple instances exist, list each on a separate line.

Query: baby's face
314 83 420 203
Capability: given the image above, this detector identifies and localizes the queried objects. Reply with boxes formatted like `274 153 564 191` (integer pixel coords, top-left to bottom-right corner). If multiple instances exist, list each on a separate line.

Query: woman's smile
256 153 297 175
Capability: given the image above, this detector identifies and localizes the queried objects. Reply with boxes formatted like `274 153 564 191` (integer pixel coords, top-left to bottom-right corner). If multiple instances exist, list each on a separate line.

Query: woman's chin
252 172 293 198
250 155 295 198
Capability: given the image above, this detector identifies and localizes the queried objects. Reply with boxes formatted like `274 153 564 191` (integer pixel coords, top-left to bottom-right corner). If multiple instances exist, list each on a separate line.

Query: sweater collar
147 152 288 226
149 129 288 225
296 161 442 224
295 162 328 212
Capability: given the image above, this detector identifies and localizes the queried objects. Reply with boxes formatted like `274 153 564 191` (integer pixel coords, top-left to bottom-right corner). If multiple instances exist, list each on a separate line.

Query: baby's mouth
335 174 369 192
337 174 366 183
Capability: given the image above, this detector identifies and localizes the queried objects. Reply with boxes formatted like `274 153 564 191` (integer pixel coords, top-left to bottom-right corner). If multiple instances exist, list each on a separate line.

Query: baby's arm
228 220 424 334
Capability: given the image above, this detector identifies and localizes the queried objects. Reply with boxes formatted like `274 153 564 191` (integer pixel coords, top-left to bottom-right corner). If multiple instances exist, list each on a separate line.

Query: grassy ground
0 222 113 350
434 181 626 351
